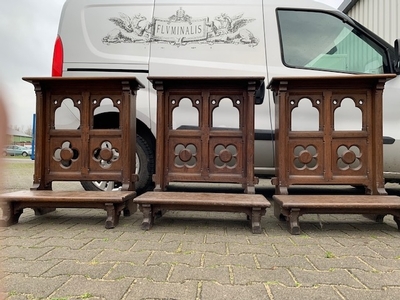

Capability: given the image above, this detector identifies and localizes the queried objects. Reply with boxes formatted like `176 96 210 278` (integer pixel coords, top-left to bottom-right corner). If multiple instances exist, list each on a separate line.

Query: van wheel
80 135 154 195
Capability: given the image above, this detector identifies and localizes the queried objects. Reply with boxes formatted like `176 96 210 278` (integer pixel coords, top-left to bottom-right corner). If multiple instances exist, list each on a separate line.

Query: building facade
339 0 400 45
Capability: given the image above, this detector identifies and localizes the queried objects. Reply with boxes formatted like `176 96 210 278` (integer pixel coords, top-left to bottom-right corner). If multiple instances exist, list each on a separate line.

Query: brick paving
1 159 400 299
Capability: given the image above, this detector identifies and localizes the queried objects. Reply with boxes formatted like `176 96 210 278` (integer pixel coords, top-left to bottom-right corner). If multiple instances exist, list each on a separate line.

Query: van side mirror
394 39 400 73
255 81 265 105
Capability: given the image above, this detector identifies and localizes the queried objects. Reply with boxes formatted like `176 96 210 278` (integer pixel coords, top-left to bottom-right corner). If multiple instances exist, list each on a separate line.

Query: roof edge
338 0 359 13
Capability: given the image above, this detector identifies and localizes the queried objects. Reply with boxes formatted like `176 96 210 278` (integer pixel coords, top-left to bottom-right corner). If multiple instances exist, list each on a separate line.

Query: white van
53 0 400 194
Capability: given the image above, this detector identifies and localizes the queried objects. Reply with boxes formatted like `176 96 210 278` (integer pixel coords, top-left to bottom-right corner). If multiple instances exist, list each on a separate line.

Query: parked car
2 145 32 157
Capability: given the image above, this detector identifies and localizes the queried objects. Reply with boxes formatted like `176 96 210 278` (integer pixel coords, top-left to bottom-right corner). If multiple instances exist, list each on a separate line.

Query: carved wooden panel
149 77 263 193
268 75 395 195
23 77 143 191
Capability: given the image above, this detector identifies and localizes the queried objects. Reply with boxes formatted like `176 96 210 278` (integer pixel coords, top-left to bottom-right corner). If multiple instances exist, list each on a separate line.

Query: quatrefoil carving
53 141 79 168
93 141 119 169
337 145 361 170
293 145 318 170
214 144 237 168
174 144 197 168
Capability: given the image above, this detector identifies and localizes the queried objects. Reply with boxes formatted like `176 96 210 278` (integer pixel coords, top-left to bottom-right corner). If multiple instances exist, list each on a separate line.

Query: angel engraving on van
103 13 153 44
102 8 258 46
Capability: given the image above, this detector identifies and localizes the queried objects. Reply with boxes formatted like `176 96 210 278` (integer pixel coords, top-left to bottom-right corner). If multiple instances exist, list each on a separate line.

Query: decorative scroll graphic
103 8 258 46
174 143 197 167
93 141 120 169
53 141 79 168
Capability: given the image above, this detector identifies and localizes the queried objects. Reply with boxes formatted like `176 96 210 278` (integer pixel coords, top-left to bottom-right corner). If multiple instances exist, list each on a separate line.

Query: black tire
80 135 155 195
22 152 28 157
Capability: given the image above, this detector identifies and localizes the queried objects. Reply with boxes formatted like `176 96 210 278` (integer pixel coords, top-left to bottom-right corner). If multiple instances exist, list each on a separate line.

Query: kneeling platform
0 190 136 229
134 191 271 234
273 194 400 235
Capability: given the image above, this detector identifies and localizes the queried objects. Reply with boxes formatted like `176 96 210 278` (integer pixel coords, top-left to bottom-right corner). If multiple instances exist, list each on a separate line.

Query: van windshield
277 10 389 74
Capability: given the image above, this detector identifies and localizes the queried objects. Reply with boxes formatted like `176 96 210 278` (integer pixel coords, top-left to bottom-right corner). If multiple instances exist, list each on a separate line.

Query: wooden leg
245 184 256 194
115 203 128 227
104 203 116 229
362 214 386 223
33 208 56 215
288 208 301 235
251 207 262 234
140 204 154 230
123 199 137 217
393 215 400 230
274 203 287 221
0 202 21 226
277 186 288 195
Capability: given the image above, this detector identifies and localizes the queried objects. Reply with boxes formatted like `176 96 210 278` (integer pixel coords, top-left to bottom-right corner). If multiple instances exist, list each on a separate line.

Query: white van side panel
149 0 266 77
61 0 154 69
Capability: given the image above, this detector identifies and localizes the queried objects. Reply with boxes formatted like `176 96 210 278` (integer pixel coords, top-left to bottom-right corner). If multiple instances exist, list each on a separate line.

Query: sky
0 0 344 130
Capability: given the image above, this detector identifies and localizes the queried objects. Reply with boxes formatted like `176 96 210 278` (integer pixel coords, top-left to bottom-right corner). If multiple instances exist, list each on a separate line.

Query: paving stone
366 245 400 259
74 229 123 240
2 273 68 299
162 232 206 243
38 247 102 262
0 245 53 260
246 235 293 246
232 266 296 286
42 260 115 279
290 236 341 247
132 240 181 252
337 286 400 300
0 228 33 238
290 267 366 288
332 236 388 247
94 249 151 264
104 263 170 281
319 245 385 258
82 238 136 251
125 278 198 299
37 237 90 249
50 275 134 300
1 258 60 277
257 254 314 270
181 241 227 255
169 265 231 284
360 257 400 271
204 253 257 268
0 236 48 247
269 285 342 299
201 282 269 299
147 251 203 267
117 231 165 242
29 228 82 239
228 243 275 255
273 244 326 256
306 255 374 271
375 236 400 248
349 269 400 289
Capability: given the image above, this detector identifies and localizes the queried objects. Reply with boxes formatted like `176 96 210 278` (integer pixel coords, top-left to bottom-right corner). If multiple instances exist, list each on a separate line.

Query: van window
277 10 388 74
